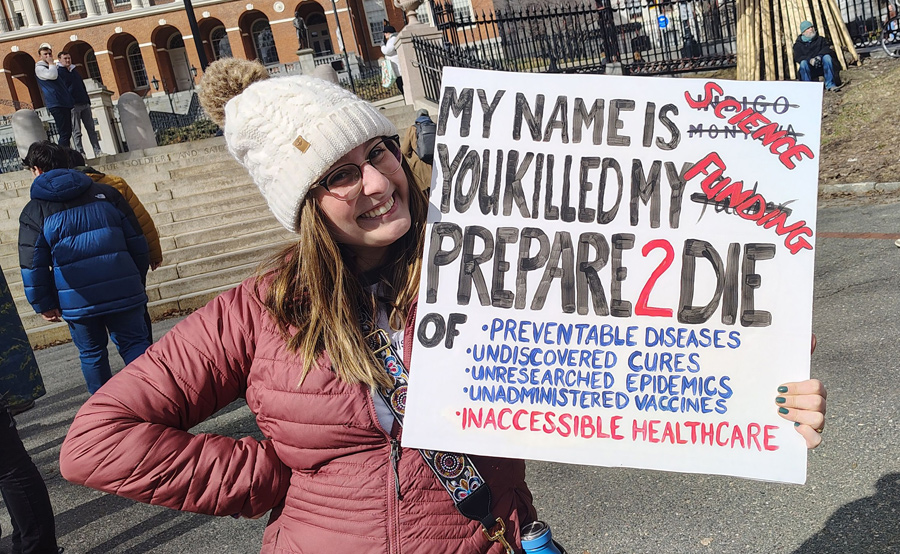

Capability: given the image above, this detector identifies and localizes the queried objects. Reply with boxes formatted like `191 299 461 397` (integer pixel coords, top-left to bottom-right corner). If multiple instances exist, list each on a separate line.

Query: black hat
383 25 396 34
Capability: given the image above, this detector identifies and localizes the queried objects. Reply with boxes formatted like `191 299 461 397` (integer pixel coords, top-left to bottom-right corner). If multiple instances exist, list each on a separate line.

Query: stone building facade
0 0 418 114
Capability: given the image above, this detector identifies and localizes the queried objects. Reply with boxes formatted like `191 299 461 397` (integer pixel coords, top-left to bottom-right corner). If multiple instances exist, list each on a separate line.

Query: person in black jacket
793 21 842 91
18 141 150 394
57 51 105 159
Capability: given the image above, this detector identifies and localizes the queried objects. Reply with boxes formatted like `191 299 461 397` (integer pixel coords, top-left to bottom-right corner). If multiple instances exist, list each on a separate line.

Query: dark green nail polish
776 397 786 404
779 407 789 415
794 422 800 427
778 386 788 393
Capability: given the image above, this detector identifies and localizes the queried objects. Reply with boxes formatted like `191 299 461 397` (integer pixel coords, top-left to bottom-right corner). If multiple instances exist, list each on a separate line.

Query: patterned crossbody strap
361 316 515 554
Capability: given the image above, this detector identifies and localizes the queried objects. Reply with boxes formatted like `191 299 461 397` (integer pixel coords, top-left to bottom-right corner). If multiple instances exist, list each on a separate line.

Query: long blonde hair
257 163 428 388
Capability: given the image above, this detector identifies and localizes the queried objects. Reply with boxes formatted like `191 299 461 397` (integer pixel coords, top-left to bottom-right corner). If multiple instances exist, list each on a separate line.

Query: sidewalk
819 180 900 196
0 316 268 554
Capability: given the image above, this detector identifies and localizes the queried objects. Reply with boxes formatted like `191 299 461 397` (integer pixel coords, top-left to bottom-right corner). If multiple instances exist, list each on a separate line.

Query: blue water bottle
521 521 563 554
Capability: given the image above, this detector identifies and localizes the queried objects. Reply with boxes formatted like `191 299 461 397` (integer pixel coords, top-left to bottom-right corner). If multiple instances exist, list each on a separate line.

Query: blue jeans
798 54 838 89
67 306 150 394
0 409 59 554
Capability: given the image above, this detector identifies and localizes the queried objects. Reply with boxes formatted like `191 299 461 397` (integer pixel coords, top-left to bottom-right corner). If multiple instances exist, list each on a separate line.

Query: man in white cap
34 43 75 147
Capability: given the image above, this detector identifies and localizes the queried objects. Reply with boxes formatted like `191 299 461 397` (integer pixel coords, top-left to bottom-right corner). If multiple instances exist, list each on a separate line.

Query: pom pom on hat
199 59 396 233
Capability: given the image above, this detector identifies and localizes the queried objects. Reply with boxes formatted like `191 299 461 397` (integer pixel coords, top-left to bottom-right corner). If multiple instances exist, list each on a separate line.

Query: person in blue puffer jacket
18 141 150 394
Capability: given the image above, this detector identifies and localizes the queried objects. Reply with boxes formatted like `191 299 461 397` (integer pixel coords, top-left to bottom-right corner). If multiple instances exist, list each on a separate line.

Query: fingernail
776 397 786 404
779 407 789 415
777 386 788 393
794 422 800 427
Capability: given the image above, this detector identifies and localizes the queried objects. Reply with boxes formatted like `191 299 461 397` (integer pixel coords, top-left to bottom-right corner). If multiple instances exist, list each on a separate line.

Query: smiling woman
58 57 538 554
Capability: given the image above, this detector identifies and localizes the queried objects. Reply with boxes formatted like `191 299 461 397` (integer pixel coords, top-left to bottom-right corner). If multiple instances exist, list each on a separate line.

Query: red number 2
635 239 674 317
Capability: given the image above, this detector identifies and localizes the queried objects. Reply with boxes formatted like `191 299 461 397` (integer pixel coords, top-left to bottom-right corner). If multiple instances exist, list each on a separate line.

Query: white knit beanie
222 75 396 232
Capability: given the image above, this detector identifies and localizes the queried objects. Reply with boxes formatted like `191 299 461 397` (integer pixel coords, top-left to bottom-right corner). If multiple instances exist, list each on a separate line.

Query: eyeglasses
317 135 402 201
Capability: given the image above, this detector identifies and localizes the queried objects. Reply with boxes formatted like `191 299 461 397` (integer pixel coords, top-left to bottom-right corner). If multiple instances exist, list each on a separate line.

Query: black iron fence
416 0 737 102
0 137 22 173
148 93 219 146
606 0 737 74
841 0 898 48
339 61 402 103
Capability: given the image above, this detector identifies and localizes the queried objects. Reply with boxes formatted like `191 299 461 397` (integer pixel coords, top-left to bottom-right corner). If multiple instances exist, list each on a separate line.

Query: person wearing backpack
400 109 436 191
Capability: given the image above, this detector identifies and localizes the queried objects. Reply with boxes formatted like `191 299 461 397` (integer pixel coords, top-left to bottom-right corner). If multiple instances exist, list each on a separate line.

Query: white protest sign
403 67 821 484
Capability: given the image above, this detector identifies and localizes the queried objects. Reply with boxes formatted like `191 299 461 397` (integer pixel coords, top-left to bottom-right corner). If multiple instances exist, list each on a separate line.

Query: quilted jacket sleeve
103 175 163 267
60 280 291 517
18 201 58 314
102 184 150 277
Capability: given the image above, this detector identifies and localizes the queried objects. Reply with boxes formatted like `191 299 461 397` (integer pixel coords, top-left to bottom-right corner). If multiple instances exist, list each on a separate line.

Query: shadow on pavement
81 509 212 554
793 473 900 553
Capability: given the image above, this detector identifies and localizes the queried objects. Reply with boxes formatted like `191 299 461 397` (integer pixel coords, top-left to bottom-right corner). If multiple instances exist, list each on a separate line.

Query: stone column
85 78 118 154
297 48 315 75
396 22 441 108
11 109 48 158
36 0 52 25
130 0 141 10
85 0 100 17
21 0 40 27
117 92 157 150
49 0 65 22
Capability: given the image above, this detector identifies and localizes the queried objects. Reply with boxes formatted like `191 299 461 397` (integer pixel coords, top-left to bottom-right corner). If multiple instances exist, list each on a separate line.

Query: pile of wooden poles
736 0 859 80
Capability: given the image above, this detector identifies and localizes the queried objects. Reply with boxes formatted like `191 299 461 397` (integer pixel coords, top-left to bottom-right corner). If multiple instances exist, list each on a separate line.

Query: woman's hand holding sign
777 334 826 449
776 379 826 448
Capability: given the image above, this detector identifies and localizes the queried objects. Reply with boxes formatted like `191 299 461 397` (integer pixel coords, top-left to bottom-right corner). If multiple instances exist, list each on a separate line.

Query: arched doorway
167 34 193 91
3 52 41 108
210 26 232 59
151 25 193 93
240 11 279 66
109 33 147 95
306 12 332 56
83 49 102 83
60 40 97 85
199 17 231 62
126 42 149 90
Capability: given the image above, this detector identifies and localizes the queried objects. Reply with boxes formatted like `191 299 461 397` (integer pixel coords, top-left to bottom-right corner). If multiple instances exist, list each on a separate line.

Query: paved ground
2 193 898 554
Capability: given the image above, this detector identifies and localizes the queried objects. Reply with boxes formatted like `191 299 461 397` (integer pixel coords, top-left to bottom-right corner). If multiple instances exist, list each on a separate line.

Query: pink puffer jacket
60 278 536 553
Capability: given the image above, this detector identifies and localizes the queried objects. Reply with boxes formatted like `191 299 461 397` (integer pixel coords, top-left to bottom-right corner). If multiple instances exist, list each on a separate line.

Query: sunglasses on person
316 135 402 201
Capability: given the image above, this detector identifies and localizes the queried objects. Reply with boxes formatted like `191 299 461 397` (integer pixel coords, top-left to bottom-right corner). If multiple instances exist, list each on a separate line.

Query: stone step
150 260 260 299
171 215 283 249
2 263 19 286
0 241 17 258
168 192 266 223
163 226 293 265
12 290 31 315
0 214 22 235
0 189 174 241
381 109 418 131
147 282 238 318
24 280 240 348
168 161 246 180
151 182 259 215
169 240 291 280
24 320 70 348
154 173 255 199
13 241 289 324
144 264 179 289
156 203 270 237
